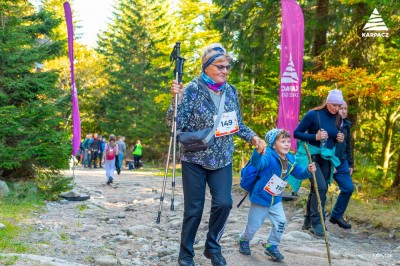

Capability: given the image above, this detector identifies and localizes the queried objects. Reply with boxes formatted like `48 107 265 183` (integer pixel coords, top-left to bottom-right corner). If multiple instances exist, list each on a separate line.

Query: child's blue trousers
240 202 286 247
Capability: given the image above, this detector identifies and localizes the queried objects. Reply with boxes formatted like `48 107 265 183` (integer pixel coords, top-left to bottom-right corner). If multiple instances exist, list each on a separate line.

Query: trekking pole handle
170 42 185 83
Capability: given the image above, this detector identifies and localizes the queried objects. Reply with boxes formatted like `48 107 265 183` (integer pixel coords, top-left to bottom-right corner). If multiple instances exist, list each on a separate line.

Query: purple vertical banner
63 2 81 156
277 0 304 152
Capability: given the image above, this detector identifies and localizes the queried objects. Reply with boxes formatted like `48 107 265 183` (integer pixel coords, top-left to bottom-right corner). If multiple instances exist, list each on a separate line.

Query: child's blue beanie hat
265 128 280 146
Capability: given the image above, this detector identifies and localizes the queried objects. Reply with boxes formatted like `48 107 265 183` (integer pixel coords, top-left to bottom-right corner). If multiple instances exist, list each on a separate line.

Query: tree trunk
312 0 329 57
393 153 400 188
250 64 255 124
348 3 369 68
381 108 400 179
346 3 369 166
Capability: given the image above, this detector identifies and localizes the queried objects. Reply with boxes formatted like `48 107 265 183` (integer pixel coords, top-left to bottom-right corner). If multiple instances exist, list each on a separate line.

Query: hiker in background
82 133 92 168
293 89 345 237
117 135 127 169
167 43 262 266
89 133 101 168
132 140 142 169
98 135 105 168
237 129 315 262
77 140 84 165
330 101 354 229
102 134 118 185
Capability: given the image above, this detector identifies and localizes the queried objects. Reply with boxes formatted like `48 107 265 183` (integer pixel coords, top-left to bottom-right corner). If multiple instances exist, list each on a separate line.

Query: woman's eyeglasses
211 64 231 71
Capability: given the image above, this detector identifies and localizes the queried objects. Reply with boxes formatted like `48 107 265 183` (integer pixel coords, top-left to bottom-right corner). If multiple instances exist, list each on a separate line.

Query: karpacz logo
362 8 389 38
362 32 389 38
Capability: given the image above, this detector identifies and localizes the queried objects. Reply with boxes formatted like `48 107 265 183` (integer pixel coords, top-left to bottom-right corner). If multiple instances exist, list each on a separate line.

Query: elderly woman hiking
167 43 262 266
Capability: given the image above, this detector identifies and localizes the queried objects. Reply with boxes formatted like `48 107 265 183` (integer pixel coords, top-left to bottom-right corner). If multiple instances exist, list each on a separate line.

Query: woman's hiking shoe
302 217 311 230
309 223 324 236
264 244 284 262
178 258 195 266
203 251 226 266
329 216 351 229
106 177 114 185
237 237 251 255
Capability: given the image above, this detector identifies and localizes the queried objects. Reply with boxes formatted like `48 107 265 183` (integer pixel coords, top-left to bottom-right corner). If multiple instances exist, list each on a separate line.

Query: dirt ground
1 166 399 266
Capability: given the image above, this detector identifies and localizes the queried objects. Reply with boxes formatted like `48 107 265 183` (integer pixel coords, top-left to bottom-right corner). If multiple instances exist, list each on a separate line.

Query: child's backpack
237 161 261 208
106 144 116 160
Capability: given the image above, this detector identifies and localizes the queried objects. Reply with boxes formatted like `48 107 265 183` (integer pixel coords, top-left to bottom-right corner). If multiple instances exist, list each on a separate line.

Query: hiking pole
303 142 332 266
156 42 185 224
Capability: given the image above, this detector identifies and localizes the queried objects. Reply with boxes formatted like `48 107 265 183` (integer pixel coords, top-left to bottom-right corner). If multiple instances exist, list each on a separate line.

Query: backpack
106 144 116 160
237 161 262 208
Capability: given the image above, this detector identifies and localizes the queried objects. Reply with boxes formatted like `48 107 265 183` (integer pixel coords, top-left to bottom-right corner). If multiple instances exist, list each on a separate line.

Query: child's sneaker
264 244 284 262
237 237 251 255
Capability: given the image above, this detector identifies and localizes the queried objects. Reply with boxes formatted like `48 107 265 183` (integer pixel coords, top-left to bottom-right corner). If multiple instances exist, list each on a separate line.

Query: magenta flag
277 0 304 152
64 2 81 156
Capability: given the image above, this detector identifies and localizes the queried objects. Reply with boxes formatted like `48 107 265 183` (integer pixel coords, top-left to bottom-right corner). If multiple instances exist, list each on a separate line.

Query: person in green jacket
132 140 143 169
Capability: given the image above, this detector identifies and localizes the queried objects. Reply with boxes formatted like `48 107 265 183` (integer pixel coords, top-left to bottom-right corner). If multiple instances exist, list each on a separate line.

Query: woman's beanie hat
326 89 344 105
265 128 280 147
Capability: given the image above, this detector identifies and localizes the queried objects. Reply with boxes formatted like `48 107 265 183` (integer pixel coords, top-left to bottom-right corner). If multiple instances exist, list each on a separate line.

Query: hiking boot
264 244 284 262
106 180 111 185
309 223 324 236
178 258 195 266
329 216 351 229
237 238 251 255
302 217 311 230
109 177 113 184
203 251 226 266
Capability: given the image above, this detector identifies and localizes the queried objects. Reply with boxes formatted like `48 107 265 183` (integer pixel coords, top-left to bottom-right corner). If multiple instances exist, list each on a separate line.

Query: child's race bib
214 111 239 137
263 174 288 196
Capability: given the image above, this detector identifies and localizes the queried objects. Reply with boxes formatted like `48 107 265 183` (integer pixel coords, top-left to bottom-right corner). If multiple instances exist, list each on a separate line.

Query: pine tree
96 0 175 158
0 1 69 178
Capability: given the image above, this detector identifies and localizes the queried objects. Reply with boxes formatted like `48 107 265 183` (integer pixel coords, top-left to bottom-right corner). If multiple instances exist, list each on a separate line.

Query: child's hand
256 140 266 154
308 162 316 173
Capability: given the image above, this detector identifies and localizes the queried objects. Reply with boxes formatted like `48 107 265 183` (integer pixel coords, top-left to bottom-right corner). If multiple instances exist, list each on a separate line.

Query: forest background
0 0 399 200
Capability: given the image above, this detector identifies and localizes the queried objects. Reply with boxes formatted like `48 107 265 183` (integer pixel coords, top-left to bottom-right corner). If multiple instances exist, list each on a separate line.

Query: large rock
93 256 122 266
0 181 10 198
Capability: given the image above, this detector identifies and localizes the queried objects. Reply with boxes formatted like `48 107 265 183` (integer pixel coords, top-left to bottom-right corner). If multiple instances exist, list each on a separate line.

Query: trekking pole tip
156 212 161 224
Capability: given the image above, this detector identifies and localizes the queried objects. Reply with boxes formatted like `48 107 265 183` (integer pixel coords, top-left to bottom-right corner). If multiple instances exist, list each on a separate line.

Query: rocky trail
2 166 399 266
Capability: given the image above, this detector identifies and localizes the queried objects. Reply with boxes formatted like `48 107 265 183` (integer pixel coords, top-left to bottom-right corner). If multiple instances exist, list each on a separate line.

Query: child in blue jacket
238 128 316 262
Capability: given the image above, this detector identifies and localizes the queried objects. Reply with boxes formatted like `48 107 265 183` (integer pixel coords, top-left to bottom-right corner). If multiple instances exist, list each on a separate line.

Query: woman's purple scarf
201 72 226 92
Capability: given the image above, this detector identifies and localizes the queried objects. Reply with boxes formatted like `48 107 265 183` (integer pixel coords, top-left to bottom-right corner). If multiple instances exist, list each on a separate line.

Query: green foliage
0 255 19 266
0 1 70 180
0 182 44 253
76 203 88 212
13 0 396 199
35 170 72 200
95 0 183 159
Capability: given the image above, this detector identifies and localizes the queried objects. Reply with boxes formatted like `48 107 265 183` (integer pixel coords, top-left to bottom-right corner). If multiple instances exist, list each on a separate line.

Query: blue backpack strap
237 164 262 208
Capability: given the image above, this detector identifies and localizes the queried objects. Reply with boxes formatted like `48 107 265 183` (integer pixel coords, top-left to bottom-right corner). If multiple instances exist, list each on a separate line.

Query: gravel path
2 166 399 266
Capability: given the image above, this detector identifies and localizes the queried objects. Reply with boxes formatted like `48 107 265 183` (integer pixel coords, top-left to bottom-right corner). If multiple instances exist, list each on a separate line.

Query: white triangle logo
281 54 298 84
363 8 389 31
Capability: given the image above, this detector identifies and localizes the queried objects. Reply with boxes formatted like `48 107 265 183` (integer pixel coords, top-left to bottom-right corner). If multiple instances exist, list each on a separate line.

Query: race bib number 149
214 111 239 137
